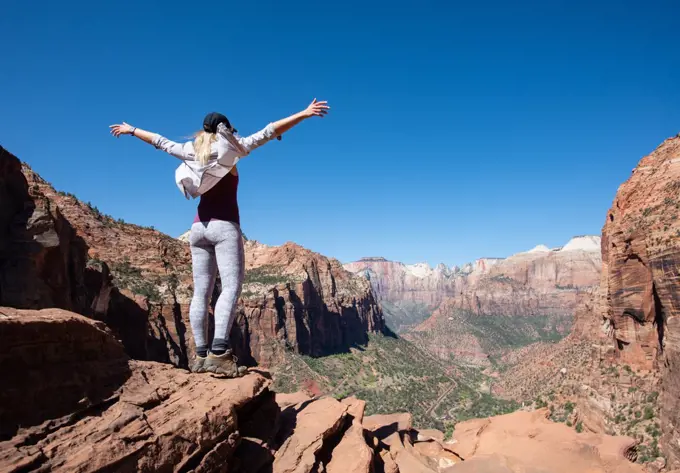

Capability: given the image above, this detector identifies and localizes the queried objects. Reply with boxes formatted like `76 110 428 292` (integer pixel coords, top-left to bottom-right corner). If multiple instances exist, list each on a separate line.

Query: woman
110 98 330 376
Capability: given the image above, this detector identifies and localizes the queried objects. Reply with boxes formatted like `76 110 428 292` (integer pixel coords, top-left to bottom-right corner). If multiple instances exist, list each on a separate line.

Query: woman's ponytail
194 131 217 166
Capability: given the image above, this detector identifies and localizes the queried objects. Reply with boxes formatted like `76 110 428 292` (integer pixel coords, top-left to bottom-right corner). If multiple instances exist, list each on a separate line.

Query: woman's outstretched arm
233 99 330 152
109 122 191 160
109 122 155 144
271 98 329 135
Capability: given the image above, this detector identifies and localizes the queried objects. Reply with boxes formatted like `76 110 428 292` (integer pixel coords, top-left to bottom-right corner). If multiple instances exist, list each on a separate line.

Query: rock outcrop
272 396 349 473
599 134 680 467
0 147 384 369
450 408 643 473
0 308 272 472
0 307 130 439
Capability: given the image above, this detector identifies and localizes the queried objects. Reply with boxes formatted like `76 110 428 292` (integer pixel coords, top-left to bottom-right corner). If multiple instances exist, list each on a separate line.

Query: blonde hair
194 131 218 166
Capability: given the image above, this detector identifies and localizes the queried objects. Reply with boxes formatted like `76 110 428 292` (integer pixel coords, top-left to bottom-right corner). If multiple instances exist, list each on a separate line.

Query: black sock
211 338 229 356
196 345 208 358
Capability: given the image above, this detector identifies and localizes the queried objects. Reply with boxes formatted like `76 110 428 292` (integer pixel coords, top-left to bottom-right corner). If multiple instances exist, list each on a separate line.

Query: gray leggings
188 220 245 353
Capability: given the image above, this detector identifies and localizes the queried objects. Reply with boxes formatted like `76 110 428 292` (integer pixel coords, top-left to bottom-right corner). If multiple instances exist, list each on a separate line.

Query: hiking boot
190 355 207 373
204 350 247 378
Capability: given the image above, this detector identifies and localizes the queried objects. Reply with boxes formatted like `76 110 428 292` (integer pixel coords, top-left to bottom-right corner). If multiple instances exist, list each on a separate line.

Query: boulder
327 397 372 473
272 397 348 473
376 449 399 473
275 391 314 409
364 412 413 443
341 396 367 423
364 418 409 450
391 445 438 473
412 440 462 470
416 429 445 442
326 423 373 473
443 454 517 473
0 307 130 438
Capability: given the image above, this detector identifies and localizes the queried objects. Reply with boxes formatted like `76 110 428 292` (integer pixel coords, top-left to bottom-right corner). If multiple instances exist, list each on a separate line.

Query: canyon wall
235 241 384 365
489 135 680 467
599 135 680 467
0 146 384 369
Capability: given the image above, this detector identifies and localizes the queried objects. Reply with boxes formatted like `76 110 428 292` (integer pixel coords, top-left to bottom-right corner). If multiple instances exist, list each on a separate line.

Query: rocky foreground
0 307 645 473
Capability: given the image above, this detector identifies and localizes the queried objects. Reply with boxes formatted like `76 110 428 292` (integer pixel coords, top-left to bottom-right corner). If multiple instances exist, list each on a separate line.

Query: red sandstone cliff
599 134 680 467
488 135 680 468
0 146 384 369
235 241 383 366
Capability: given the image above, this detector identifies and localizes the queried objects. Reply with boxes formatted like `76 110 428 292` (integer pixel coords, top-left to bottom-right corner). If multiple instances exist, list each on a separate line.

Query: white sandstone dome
560 235 601 252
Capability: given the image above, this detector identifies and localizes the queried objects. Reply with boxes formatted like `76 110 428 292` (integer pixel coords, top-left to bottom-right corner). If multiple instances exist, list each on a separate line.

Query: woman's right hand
303 99 330 118
109 122 135 137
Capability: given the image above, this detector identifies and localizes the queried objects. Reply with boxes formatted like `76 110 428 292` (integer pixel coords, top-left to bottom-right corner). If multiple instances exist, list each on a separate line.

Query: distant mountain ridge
344 236 602 334
347 235 601 276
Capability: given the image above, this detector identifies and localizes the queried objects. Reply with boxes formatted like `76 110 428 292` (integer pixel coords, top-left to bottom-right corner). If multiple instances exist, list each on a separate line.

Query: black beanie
203 112 234 134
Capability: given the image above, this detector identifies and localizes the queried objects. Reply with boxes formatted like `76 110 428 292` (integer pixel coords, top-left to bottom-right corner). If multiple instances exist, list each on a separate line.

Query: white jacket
152 122 278 199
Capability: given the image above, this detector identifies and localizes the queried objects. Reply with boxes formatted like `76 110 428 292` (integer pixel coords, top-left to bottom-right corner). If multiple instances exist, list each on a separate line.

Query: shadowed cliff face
232 241 385 366
0 147 90 312
599 135 680 467
0 146 384 369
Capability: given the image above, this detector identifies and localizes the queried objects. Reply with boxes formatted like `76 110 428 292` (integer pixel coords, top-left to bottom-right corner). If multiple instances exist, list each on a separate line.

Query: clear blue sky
2 1 679 267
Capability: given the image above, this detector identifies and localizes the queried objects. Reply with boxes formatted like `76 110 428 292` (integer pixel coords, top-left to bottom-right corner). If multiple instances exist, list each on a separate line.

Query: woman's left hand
109 122 135 137
303 99 330 118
